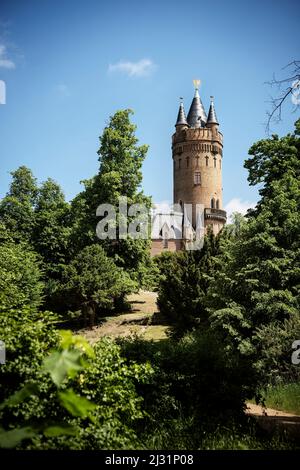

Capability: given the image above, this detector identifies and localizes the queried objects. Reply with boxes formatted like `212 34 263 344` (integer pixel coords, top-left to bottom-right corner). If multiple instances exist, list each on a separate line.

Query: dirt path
246 403 300 440
246 403 299 418
78 291 169 344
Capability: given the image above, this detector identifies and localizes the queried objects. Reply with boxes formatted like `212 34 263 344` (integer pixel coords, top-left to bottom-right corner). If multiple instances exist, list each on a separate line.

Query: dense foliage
0 110 152 323
60 245 135 325
70 109 152 278
0 115 299 450
157 119 300 389
157 231 220 336
0 239 58 400
0 331 153 449
207 120 300 385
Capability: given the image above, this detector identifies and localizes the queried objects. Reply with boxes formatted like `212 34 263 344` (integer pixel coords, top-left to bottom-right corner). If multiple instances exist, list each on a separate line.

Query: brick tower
172 80 226 236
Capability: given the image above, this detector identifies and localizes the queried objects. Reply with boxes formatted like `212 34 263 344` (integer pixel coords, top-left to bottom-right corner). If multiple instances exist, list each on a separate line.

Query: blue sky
0 0 299 216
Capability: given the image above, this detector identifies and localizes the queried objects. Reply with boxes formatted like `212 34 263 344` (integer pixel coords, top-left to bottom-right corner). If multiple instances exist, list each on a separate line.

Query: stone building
151 80 226 255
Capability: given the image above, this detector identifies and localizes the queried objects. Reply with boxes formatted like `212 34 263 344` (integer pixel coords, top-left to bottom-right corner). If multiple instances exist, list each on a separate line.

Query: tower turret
206 96 219 129
175 99 188 128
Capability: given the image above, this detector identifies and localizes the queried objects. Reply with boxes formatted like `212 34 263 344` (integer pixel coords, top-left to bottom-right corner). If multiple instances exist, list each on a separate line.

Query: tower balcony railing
204 208 227 222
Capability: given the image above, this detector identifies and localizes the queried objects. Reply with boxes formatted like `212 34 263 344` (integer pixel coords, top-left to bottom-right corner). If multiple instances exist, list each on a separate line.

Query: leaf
43 349 83 387
58 389 96 421
0 427 36 449
59 330 94 358
0 383 39 410
43 424 77 437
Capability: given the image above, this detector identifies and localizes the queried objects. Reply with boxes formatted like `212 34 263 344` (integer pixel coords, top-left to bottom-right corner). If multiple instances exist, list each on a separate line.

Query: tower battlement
172 127 223 146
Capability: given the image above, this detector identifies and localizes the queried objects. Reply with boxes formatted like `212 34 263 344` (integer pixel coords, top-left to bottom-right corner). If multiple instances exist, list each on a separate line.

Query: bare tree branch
265 61 300 134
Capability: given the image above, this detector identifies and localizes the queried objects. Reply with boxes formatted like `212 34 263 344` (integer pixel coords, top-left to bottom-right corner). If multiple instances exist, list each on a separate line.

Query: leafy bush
0 241 58 399
0 306 58 400
254 313 300 384
60 244 136 325
157 232 220 337
119 330 257 430
0 332 154 450
0 242 44 311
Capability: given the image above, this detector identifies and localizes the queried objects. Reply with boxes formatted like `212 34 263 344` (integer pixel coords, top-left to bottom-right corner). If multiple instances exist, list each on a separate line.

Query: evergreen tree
157 230 221 337
0 166 37 241
33 178 71 276
207 120 300 380
61 244 135 326
70 109 152 277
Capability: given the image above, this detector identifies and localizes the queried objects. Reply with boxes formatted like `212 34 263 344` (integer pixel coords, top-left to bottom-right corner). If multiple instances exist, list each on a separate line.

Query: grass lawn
142 325 169 341
78 291 170 343
263 383 300 415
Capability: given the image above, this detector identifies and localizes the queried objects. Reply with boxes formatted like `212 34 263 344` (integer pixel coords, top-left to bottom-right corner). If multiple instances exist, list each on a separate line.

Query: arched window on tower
214 157 217 168
205 156 209 166
216 199 220 209
219 159 222 169
186 157 189 168
178 158 181 169
194 171 201 185
211 198 215 209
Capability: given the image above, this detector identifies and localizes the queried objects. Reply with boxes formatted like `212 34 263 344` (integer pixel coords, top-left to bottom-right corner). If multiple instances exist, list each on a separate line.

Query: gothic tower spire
206 96 219 127
186 80 207 128
175 99 188 127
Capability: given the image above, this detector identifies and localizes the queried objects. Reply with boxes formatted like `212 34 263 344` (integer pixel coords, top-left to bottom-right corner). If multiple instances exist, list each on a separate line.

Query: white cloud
224 198 256 221
56 83 70 97
153 200 172 213
108 58 156 77
0 44 15 69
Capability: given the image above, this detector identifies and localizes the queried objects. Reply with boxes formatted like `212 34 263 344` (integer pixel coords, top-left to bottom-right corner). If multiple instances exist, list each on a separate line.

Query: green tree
61 244 135 326
32 178 71 276
207 119 300 383
70 109 152 278
0 240 57 398
157 231 221 337
0 166 37 241
244 119 300 211
0 242 44 311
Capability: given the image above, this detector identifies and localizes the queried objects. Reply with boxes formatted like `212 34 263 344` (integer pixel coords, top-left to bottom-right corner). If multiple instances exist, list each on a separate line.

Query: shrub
118 329 257 432
60 244 136 326
157 232 220 337
0 332 154 450
254 312 300 384
0 242 44 311
0 241 58 399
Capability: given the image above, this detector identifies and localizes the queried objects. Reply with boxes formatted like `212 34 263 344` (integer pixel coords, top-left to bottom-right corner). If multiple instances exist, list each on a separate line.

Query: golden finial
193 79 201 90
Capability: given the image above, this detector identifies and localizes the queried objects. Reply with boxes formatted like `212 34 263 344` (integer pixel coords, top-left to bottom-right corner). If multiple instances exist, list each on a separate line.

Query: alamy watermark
95 198 205 250
0 80 6 105
291 79 300 106
0 340 5 364
291 340 300 365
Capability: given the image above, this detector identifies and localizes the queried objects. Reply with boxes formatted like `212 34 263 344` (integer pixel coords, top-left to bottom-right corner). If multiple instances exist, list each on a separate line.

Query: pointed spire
206 96 219 126
187 80 207 128
175 98 188 127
